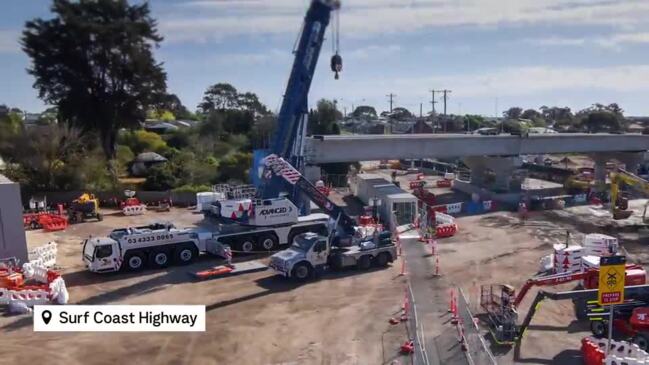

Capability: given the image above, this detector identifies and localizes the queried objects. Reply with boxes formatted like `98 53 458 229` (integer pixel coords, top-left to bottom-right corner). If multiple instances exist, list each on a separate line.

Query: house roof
134 152 168 163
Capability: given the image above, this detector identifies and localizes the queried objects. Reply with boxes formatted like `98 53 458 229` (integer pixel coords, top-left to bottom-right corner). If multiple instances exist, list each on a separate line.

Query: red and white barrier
123 204 147 216
582 336 649 365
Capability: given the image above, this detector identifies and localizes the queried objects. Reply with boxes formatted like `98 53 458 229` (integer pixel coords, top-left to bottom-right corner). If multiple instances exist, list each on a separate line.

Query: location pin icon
42 310 52 325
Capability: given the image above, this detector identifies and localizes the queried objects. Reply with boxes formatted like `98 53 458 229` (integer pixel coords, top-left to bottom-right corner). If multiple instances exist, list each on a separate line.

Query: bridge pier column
463 156 523 191
592 154 608 193
591 152 644 193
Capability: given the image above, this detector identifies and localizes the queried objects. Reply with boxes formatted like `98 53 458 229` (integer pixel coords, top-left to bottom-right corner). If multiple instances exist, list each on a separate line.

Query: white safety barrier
0 288 50 306
584 336 649 365
435 212 456 225
22 262 49 283
446 202 463 214
49 277 69 305
122 204 147 216
28 242 57 268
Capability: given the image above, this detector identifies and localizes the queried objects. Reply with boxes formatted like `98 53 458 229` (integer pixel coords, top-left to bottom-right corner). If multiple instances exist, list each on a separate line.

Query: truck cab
269 233 329 280
83 237 122 273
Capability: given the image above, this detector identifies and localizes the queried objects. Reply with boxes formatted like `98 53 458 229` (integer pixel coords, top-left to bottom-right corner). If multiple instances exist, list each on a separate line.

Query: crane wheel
634 334 649 351
357 255 372 270
124 252 145 271
590 320 607 338
175 245 197 265
239 239 255 253
375 253 390 267
149 250 171 268
291 262 312 281
259 235 278 251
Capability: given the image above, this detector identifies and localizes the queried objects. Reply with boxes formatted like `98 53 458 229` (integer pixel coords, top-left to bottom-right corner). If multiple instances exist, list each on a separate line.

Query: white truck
205 196 330 253
268 231 397 281
82 223 223 273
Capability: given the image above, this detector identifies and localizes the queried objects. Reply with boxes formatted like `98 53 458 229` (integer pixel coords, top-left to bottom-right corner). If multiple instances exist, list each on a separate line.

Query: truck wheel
259 235 278 251
150 250 171 268
375 252 390 267
125 252 145 271
634 334 649 351
357 255 372 270
240 239 255 253
175 246 197 265
292 262 312 281
590 320 607 338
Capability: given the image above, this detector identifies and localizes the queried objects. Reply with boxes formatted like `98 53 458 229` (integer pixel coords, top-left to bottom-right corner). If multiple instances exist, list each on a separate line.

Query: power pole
439 89 452 116
419 103 423 118
429 90 438 115
387 93 396 113
433 89 452 132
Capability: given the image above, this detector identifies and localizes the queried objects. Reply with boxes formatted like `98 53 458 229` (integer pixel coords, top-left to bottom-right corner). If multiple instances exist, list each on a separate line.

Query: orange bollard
433 254 441 276
400 258 407 276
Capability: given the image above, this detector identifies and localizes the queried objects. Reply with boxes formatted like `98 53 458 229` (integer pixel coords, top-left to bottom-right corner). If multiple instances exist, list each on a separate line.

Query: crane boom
263 154 356 234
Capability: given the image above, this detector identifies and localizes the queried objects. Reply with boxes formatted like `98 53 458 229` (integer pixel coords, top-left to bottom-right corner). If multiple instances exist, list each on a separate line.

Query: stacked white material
553 244 584 273
195 191 225 212
583 234 618 257
581 255 601 270
435 212 455 225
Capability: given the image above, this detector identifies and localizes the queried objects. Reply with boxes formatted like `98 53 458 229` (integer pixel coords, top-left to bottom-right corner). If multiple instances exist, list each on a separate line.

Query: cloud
526 31 649 49
346 44 401 60
0 30 20 54
159 0 649 44
318 64 649 103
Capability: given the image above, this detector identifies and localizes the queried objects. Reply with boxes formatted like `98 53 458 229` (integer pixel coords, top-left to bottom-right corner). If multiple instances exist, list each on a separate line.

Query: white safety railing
123 204 147 216
28 242 57 268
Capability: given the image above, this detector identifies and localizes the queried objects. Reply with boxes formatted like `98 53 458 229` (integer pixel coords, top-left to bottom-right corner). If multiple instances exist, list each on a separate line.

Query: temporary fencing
404 282 430 365
455 287 498 365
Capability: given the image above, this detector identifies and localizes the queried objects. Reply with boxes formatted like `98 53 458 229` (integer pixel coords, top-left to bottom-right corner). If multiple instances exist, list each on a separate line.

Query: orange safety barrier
42 216 68 232
581 337 605 365
409 180 425 189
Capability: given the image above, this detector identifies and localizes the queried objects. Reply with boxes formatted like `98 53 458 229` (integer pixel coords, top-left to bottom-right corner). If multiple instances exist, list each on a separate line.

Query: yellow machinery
68 193 102 223
610 169 649 221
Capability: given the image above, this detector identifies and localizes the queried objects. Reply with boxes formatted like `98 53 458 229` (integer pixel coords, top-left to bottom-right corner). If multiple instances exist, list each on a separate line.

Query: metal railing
457 288 498 365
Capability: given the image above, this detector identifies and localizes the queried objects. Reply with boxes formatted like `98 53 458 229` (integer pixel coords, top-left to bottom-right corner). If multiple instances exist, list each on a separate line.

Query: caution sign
598 255 626 306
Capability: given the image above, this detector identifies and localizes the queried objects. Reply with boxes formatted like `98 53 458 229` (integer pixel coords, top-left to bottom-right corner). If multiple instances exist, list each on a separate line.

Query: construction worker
224 246 234 269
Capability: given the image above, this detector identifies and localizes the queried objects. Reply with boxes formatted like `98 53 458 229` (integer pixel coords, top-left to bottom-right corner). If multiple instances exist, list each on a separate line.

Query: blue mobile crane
251 0 343 215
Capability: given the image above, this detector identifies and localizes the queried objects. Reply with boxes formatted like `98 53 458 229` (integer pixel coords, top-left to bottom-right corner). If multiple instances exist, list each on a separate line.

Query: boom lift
484 284 649 345
610 168 649 220
481 266 647 344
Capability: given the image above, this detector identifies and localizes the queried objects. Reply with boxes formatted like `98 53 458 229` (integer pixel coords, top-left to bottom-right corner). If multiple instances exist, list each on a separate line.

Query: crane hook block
331 53 342 79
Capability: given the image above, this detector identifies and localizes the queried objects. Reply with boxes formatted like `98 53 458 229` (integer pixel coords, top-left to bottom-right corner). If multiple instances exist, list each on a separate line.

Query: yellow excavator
610 168 649 221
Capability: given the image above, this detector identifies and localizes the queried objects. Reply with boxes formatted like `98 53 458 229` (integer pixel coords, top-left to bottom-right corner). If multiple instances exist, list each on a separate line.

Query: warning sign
598 255 626 306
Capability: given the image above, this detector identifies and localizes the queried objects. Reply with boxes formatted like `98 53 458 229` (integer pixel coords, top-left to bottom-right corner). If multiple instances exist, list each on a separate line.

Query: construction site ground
0 208 409 365
405 199 649 365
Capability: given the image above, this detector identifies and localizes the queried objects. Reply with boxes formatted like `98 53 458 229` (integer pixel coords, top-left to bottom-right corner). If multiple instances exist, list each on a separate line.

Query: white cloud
0 30 20 54
346 44 400 60
159 0 649 44
526 31 649 49
317 64 649 103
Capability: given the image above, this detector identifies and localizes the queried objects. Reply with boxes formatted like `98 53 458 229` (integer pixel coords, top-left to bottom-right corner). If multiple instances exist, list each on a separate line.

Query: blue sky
3 0 649 116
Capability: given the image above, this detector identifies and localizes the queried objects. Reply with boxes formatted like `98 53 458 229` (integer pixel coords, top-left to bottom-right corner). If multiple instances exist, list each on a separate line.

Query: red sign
600 291 622 304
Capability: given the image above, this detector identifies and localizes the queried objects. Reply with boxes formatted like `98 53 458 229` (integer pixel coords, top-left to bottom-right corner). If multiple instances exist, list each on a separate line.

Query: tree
521 109 541 120
352 105 377 119
143 164 176 191
390 107 412 121
217 152 252 183
503 107 523 120
22 0 167 160
199 83 239 113
308 99 342 135
118 130 167 155
161 93 193 120
463 114 485 131
581 111 622 133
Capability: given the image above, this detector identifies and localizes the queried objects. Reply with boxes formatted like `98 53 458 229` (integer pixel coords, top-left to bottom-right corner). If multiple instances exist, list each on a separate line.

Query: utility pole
429 90 438 115
433 89 452 132
419 103 423 118
387 93 396 113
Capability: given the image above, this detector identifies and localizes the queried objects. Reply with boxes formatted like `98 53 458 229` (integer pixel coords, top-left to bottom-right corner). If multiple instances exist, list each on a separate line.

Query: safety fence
405 283 430 365
454 287 498 365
